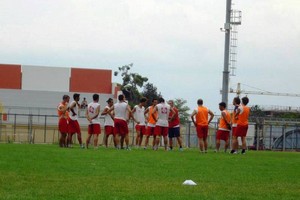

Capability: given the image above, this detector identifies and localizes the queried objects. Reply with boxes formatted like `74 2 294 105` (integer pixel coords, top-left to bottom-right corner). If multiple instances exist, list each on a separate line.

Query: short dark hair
233 97 241 105
219 102 226 108
158 97 165 103
118 94 124 101
106 98 113 103
93 94 99 101
140 97 147 103
242 96 249 105
62 95 69 100
152 98 158 102
73 93 80 100
197 99 203 105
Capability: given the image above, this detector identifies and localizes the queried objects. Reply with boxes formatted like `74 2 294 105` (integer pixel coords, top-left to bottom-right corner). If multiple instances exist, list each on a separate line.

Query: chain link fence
0 109 300 151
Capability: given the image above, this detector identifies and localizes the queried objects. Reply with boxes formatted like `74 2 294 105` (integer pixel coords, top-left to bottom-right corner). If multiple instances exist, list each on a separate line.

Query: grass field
0 144 299 200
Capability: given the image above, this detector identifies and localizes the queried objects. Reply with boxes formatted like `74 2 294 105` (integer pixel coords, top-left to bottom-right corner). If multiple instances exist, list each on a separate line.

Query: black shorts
168 127 180 138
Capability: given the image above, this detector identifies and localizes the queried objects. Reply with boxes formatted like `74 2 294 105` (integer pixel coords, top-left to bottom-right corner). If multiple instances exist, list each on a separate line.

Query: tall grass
0 144 299 200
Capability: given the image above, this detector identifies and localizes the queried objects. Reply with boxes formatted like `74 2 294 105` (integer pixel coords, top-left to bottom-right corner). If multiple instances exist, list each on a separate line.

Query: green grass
0 144 299 200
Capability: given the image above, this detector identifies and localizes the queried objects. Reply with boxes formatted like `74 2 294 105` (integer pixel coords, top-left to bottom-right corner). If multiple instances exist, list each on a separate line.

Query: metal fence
0 111 299 151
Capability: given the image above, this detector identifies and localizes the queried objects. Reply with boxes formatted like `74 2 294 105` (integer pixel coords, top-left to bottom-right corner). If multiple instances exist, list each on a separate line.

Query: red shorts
216 130 230 141
232 127 237 137
234 125 248 137
58 118 68 133
88 124 101 135
196 125 208 139
135 125 146 135
105 126 114 136
146 126 155 136
68 119 81 134
114 118 128 136
154 126 169 137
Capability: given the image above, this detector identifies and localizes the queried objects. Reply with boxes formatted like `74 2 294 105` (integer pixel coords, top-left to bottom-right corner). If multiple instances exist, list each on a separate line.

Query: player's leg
241 136 247 154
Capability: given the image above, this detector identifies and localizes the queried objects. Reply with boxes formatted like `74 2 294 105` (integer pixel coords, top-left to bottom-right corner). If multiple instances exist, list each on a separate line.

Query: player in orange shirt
231 96 250 154
215 102 231 153
191 99 214 153
144 98 158 149
57 95 70 147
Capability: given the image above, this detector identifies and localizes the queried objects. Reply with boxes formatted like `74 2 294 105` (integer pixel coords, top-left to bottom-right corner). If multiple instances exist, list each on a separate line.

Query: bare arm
190 110 197 126
222 111 230 125
69 102 77 116
208 110 214 124
151 106 158 122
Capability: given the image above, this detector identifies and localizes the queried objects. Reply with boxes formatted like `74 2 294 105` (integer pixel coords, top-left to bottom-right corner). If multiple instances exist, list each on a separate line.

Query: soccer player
85 94 101 149
144 98 158 149
230 97 241 153
101 98 116 148
67 93 84 148
108 94 131 150
215 102 231 153
131 97 147 148
231 96 250 154
167 100 183 151
57 95 70 147
191 99 214 153
152 97 175 150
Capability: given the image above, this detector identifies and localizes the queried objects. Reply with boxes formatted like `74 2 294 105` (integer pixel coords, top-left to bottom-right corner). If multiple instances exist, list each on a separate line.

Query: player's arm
126 105 132 122
69 102 77 116
169 107 176 122
107 106 115 120
144 107 150 121
208 110 214 124
85 107 91 123
101 107 109 116
234 106 241 120
190 110 197 126
131 107 139 124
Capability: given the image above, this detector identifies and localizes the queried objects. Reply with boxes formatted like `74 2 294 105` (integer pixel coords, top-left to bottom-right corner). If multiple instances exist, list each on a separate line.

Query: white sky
1 0 300 113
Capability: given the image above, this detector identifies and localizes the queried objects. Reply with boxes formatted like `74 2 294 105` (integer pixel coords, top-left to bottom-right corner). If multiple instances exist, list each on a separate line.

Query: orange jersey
237 105 250 126
195 106 209 126
148 106 157 125
57 102 69 119
218 110 231 130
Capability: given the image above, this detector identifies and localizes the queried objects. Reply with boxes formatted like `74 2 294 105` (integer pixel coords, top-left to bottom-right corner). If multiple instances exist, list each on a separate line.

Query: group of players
57 93 250 154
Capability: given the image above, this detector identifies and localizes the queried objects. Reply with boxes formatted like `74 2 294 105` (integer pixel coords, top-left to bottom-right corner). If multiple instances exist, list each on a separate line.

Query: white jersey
133 105 146 126
104 106 114 127
87 102 100 124
69 101 79 121
114 101 128 121
156 103 170 127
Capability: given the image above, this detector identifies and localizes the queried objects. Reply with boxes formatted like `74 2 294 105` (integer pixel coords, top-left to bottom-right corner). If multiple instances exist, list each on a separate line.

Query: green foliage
250 105 266 117
141 83 161 107
173 98 190 124
114 63 148 105
1 144 299 200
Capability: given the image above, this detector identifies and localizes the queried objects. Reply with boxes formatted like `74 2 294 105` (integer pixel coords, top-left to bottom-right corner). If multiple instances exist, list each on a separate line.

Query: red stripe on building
0 64 22 89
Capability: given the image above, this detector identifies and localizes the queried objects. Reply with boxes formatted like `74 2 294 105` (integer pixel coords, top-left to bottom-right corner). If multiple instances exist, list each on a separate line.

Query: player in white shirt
152 97 175 150
67 93 84 148
101 98 116 148
131 97 147 148
108 94 132 150
85 94 101 149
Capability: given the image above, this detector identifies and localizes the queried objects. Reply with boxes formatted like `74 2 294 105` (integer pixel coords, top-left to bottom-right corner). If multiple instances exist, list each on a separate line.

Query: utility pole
221 0 232 106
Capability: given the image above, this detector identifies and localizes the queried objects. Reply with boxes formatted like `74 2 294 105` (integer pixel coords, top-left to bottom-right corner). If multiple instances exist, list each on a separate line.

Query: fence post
44 115 47 143
28 114 33 144
282 125 286 151
269 125 272 150
13 114 17 142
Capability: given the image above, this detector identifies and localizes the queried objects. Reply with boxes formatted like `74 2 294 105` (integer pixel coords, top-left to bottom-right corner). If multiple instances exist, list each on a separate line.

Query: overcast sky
1 0 300 113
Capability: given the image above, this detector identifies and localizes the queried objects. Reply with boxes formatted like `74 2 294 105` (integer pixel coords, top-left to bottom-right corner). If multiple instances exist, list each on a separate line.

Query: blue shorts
168 127 180 138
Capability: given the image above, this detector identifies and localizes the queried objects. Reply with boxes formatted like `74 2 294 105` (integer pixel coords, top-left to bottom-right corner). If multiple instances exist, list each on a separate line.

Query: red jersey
169 107 180 128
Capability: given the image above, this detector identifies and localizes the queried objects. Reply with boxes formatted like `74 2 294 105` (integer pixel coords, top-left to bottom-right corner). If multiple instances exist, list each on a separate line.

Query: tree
114 63 148 105
141 83 161 107
173 98 190 124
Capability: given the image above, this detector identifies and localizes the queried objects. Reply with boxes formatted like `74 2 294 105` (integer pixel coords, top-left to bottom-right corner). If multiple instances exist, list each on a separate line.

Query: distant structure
221 0 242 105
0 63 120 112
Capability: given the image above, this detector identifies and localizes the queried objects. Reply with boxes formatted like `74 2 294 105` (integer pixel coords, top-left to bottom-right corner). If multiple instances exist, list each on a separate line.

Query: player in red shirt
167 100 183 151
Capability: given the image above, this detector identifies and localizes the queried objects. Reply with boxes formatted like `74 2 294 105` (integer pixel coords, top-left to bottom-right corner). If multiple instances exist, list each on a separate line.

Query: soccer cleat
241 149 246 155
179 148 183 152
126 147 131 151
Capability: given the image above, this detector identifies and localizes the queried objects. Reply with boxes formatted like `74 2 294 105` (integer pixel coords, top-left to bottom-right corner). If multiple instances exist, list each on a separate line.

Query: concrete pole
221 0 232 105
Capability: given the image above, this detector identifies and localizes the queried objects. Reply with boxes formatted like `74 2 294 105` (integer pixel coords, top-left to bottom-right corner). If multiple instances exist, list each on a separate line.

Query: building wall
70 68 112 94
22 65 70 92
0 64 22 89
